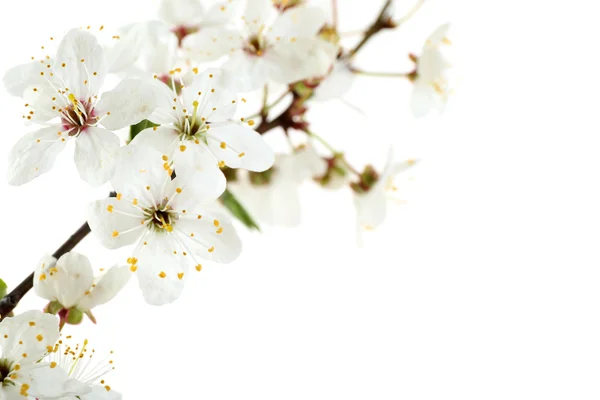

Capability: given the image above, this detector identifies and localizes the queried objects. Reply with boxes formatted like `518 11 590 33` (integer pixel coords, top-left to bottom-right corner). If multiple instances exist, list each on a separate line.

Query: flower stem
245 90 291 121
351 69 410 78
347 0 394 59
305 129 361 176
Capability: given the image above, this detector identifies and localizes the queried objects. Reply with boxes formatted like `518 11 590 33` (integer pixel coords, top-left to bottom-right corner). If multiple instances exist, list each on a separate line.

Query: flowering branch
0 222 91 320
347 0 396 59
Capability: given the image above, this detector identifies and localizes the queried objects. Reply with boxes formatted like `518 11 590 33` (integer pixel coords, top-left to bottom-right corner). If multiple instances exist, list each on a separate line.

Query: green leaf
220 189 261 231
129 119 159 142
0 279 7 299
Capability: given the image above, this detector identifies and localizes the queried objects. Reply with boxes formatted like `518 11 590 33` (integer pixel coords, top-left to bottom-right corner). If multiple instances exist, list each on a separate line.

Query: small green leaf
220 189 261 231
0 279 7 299
129 119 159 142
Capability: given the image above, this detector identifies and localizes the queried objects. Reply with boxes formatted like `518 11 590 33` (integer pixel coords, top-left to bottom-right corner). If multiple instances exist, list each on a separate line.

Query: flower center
144 200 178 232
244 33 267 56
61 94 95 135
176 100 208 141
0 358 12 384
172 25 199 47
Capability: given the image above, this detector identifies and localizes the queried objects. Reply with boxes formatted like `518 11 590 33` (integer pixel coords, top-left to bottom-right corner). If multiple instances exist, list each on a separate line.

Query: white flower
183 0 338 91
131 68 274 190
87 146 242 305
45 338 121 400
0 311 89 399
3 28 158 186
160 0 241 40
353 150 418 233
410 23 454 117
229 142 326 227
33 253 131 325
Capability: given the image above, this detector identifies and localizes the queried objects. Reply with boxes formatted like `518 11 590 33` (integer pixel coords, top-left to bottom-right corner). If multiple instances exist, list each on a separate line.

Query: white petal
133 233 189 305
175 212 242 263
130 126 179 158
7 125 69 186
203 1 242 26
243 0 277 36
353 188 387 229
87 198 146 250
74 126 120 186
146 79 181 125
83 384 122 400
313 61 355 102
33 254 59 302
15 363 90 399
293 141 327 178
54 28 107 100
158 0 205 25
77 266 131 310
222 52 272 92
424 23 451 49
45 252 95 309
110 145 172 203
3 62 49 97
0 310 59 363
182 28 243 62
206 123 274 171
266 38 337 85
268 6 326 39
410 80 436 118
173 140 227 199
96 79 159 130
181 68 238 121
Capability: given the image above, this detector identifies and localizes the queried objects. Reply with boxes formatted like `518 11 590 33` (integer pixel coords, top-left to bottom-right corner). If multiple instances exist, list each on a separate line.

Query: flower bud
316 156 350 189
65 307 84 325
44 300 63 315
350 165 380 194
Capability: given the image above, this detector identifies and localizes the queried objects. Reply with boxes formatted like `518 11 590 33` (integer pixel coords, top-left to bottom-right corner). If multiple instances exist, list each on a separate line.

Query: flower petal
182 28 243 62
313 61 355 101
243 0 276 36
222 52 272 92
96 78 159 130
84 384 123 400
87 198 146 250
133 233 189 305
175 212 242 264
54 28 107 100
181 68 238 121
77 265 131 310
130 126 179 158
7 125 69 186
0 310 59 363
40 252 95 309
158 0 206 26
173 140 227 200
33 254 59 302
410 80 436 118
206 123 274 171
203 1 242 26
3 62 49 97
74 126 120 186
266 38 337 85
268 6 326 39
15 362 90 399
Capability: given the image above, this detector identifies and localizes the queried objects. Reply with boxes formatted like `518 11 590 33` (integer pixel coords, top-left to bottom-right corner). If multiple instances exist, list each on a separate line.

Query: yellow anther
158 271 166 278
177 272 184 280
107 205 114 212
208 246 215 253
112 231 119 237
220 142 227 149
195 264 202 271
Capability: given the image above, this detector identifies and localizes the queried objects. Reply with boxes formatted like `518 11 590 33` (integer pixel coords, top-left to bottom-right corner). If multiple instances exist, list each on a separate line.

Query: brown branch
347 0 395 59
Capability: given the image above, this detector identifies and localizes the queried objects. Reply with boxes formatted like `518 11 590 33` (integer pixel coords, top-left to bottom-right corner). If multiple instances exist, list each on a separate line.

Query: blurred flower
410 23 454 117
352 149 418 234
34 253 130 327
131 68 274 189
229 142 326 227
0 311 89 399
183 0 337 91
87 146 242 306
4 28 158 186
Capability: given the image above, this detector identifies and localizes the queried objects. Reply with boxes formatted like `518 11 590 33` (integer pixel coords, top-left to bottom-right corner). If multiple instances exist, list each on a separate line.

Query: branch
347 0 395 59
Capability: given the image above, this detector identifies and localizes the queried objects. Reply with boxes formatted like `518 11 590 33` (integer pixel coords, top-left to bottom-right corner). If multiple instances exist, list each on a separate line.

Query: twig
347 0 394 59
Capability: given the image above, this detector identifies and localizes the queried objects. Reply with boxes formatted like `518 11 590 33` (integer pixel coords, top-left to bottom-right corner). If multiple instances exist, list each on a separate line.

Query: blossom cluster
0 0 452 397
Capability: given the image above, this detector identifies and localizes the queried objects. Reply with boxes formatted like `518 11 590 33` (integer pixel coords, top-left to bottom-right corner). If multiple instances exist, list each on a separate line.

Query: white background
1 0 600 398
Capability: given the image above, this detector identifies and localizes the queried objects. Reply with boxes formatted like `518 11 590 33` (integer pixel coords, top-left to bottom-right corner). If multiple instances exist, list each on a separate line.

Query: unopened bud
44 300 63 315
65 307 84 325
350 165 380 194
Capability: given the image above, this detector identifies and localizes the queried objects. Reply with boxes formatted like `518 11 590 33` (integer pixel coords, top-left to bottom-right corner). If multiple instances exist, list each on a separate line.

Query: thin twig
347 0 394 59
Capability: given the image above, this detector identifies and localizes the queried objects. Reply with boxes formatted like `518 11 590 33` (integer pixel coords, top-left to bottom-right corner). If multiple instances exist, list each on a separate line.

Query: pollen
220 142 227 149
247 120 255 126
29 321 35 326
36 334 44 342
130 265 137 272
213 219 220 227
116 193 122 200
39 273 47 280
180 145 187 152
107 205 114 212
158 271 166 278
238 152 246 158
218 161 225 168
177 272 184 280
133 198 138 205
112 231 119 237
195 264 202 271
50 361 57 368
20 384 30 396
208 246 215 253
216 227 223 234
176 187 182 193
